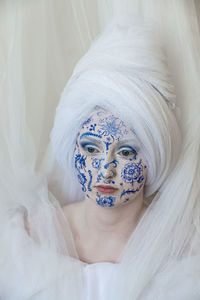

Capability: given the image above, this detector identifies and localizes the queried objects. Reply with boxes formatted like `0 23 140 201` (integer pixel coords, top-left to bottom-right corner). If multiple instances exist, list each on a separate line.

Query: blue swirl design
97 115 128 139
87 170 92 191
92 158 104 170
75 154 88 192
75 154 86 170
97 173 104 183
137 176 144 183
77 173 87 192
104 159 118 169
80 132 102 139
120 184 143 200
105 179 115 184
96 160 118 183
121 160 143 186
96 192 116 207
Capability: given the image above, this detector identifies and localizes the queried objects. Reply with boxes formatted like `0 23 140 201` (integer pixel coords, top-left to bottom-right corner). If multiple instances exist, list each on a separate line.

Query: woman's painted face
74 110 148 208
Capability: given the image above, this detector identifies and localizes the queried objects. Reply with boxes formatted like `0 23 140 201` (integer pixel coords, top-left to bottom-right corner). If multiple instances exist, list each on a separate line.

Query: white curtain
0 0 100 170
1 0 199 168
0 2 200 299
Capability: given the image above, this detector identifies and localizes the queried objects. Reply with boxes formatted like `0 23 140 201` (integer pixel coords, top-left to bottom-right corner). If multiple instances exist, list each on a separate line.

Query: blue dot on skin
124 198 129 203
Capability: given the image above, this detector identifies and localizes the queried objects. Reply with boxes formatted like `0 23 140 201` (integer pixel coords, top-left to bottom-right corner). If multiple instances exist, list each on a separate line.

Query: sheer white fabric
0 1 200 300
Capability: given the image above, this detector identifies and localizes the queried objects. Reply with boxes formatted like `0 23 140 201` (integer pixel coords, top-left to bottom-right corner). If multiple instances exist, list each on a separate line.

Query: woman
51 17 181 266
0 1 200 300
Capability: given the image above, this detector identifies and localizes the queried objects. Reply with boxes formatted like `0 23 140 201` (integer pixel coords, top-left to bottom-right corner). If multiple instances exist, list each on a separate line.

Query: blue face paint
96 192 116 207
87 170 93 191
82 117 92 127
89 123 97 131
80 132 102 139
105 180 115 185
120 184 143 200
96 174 104 184
121 160 144 187
75 154 87 170
74 110 147 207
104 159 118 170
91 158 104 170
104 141 113 151
97 115 128 139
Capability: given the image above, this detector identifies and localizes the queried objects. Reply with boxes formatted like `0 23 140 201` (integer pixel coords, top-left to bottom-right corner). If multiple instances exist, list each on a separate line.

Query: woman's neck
63 192 147 264
81 192 147 241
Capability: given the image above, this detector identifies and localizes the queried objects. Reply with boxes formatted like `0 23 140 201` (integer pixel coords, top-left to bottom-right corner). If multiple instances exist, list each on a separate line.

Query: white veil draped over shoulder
0 1 200 299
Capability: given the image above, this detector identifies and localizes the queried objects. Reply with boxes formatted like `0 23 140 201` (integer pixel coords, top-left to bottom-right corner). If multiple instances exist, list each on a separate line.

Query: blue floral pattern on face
97 114 128 140
75 154 87 192
92 158 104 170
74 110 148 208
96 192 115 207
121 160 144 186
75 154 86 170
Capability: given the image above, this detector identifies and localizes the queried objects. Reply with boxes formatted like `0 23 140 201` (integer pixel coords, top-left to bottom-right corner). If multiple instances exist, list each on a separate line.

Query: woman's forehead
77 110 145 158
80 109 135 138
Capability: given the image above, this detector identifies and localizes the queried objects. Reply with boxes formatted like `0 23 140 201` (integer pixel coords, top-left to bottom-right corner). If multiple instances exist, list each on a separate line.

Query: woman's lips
96 185 118 194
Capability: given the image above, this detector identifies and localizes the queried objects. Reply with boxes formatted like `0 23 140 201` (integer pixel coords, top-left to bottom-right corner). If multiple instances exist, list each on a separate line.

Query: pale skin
63 110 148 264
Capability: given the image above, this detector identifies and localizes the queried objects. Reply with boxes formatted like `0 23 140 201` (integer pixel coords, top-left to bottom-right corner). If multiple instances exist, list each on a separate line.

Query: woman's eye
117 147 137 158
80 142 100 154
121 149 132 156
86 146 98 153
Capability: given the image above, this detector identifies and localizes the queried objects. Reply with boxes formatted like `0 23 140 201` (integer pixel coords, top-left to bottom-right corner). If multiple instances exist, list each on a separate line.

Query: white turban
51 18 181 197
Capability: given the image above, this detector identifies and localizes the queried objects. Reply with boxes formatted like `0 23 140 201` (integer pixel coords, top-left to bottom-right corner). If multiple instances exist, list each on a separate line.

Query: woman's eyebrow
79 134 102 145
80 132 102 140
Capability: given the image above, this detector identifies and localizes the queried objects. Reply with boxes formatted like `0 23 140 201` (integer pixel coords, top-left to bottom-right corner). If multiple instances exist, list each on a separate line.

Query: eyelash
116 147 137 158
80 143 100 154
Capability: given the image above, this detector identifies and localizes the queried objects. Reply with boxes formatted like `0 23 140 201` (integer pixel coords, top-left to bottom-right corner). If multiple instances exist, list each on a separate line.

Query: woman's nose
102 159 117 179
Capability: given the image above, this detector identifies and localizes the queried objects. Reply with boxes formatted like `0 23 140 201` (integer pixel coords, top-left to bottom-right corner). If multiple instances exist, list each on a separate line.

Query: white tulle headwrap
50 3 200 298
51 18 181 197
0 1 200 299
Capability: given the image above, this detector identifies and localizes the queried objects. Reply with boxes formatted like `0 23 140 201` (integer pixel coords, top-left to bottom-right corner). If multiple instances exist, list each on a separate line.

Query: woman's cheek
74 145 104 195
119 159 147 202
74 150 89 192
